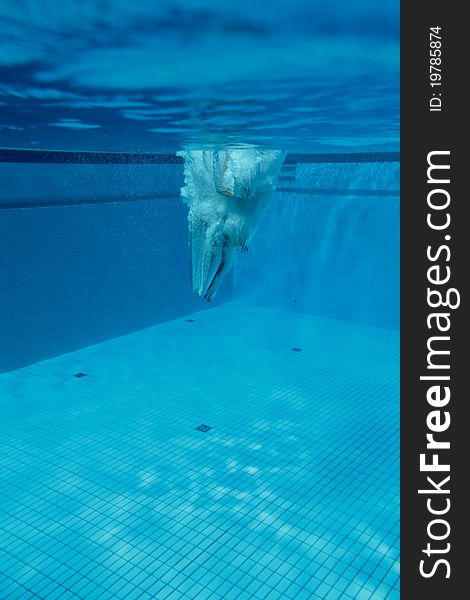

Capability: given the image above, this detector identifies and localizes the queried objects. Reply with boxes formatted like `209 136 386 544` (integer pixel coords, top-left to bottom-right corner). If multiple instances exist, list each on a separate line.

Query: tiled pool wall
0 153 399 374
234 160 400 330
0 162 232 374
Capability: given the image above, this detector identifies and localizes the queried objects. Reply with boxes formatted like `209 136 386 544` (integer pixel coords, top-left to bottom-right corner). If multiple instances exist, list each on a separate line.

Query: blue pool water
0 306 399 600
0 0 398 153
1 1 399 599
0 155 400 599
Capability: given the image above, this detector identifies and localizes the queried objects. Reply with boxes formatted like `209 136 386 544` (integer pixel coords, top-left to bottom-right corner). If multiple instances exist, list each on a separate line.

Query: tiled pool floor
0 305 399 599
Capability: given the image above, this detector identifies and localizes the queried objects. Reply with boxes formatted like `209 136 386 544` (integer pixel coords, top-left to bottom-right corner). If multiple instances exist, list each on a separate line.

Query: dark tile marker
291 347 303 352
73 372 87 378
196 424 212 432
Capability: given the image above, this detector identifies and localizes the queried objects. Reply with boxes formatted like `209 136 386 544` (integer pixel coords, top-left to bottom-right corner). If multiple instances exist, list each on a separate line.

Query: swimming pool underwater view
0 154 399 599
1 1 399 599
0 0 398 153
0 304 399 600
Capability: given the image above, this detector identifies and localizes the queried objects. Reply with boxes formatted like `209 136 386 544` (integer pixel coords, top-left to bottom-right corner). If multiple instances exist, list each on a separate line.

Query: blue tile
0 306 398 600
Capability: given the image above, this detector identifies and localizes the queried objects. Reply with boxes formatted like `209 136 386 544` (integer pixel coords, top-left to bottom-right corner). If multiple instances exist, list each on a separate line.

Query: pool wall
0 163 232 374
234 160 399 329
0 155 398 374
